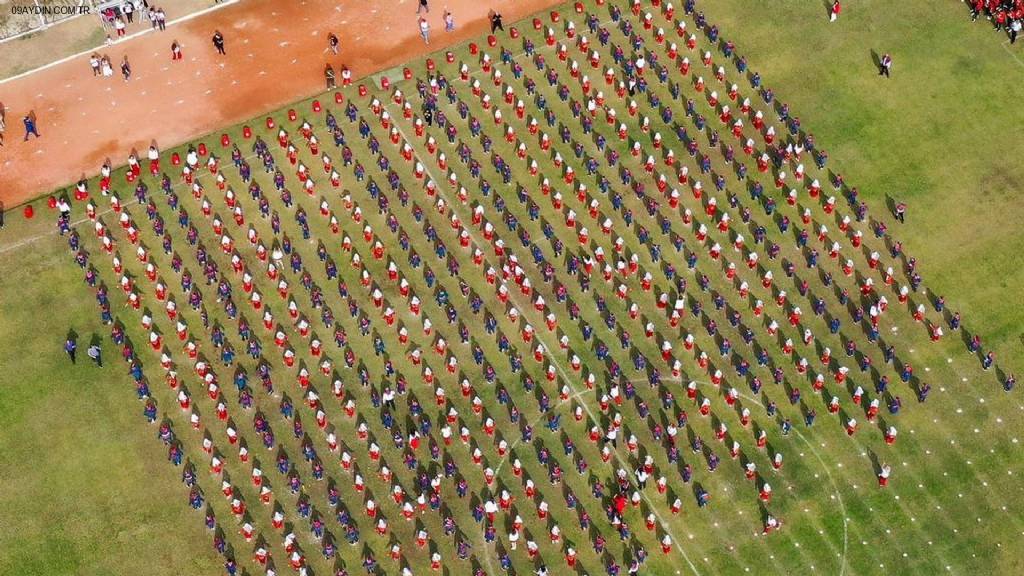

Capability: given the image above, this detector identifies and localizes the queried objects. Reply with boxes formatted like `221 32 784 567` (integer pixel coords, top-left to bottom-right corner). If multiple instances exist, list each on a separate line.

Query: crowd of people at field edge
99 1 169 42
966 0 1024 42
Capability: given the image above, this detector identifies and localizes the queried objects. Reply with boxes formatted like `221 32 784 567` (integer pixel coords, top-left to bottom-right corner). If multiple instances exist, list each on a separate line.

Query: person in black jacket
212 30 226 55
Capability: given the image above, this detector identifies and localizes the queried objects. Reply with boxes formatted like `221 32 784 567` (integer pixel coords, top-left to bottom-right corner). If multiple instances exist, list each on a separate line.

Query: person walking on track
23 111 40 140
419 17 430 44
212 30 226 55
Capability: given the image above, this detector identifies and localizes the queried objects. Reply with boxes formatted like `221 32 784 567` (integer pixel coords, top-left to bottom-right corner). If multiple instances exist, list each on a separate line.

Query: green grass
0 232 224 576
700 0 1024 366
0 0 1022 575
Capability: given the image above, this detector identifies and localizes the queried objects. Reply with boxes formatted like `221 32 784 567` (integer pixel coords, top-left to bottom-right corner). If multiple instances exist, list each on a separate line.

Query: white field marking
0 152 260 255
646 373 849 576
624 379 823 574
492 385 595 475
634 368 851 569
1003 40 1024 70
0 0 241 86
387 102 704 576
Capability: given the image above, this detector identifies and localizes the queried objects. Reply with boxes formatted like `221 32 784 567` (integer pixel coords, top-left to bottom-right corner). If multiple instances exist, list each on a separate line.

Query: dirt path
0 0 559 205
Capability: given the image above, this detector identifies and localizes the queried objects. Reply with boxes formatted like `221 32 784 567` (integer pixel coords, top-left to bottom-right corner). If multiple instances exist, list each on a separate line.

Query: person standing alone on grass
490 11 504 33
830 0 841 22
65 337 77 363
879 53 892 77
894 201 906 222
88 344 103 367
23 111 39 140
213 30 226 55
419 17 430 44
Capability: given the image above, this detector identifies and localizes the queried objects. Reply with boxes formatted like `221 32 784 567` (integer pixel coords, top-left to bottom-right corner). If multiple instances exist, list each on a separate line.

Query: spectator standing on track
879 53 892 77
0 110 5 146
419 17 430 44
156 7 166 31
325 64 336 89
23 111 40 140
213 30 226 55
490 11 504 33
830 0 841 22
171 40 183 61
148 6 157 28
328 32 340 54
444 9 455 32
102 55 114 77
121 56 132 81
65 337 77 363
416 0 429 14
90 53 101 76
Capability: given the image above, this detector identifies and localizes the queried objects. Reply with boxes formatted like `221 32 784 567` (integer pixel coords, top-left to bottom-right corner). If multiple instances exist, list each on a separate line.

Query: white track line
0 0 241 86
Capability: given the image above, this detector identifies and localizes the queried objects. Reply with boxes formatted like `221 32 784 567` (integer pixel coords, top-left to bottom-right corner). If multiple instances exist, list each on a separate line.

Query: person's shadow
870 50 882 72
884 192 897 217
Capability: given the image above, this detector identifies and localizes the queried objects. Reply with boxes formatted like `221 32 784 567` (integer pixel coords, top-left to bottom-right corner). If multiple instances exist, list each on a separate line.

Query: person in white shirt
418 17 430 44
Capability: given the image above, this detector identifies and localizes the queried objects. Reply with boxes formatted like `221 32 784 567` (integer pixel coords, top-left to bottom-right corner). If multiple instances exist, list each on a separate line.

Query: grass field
0 1 1022 575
